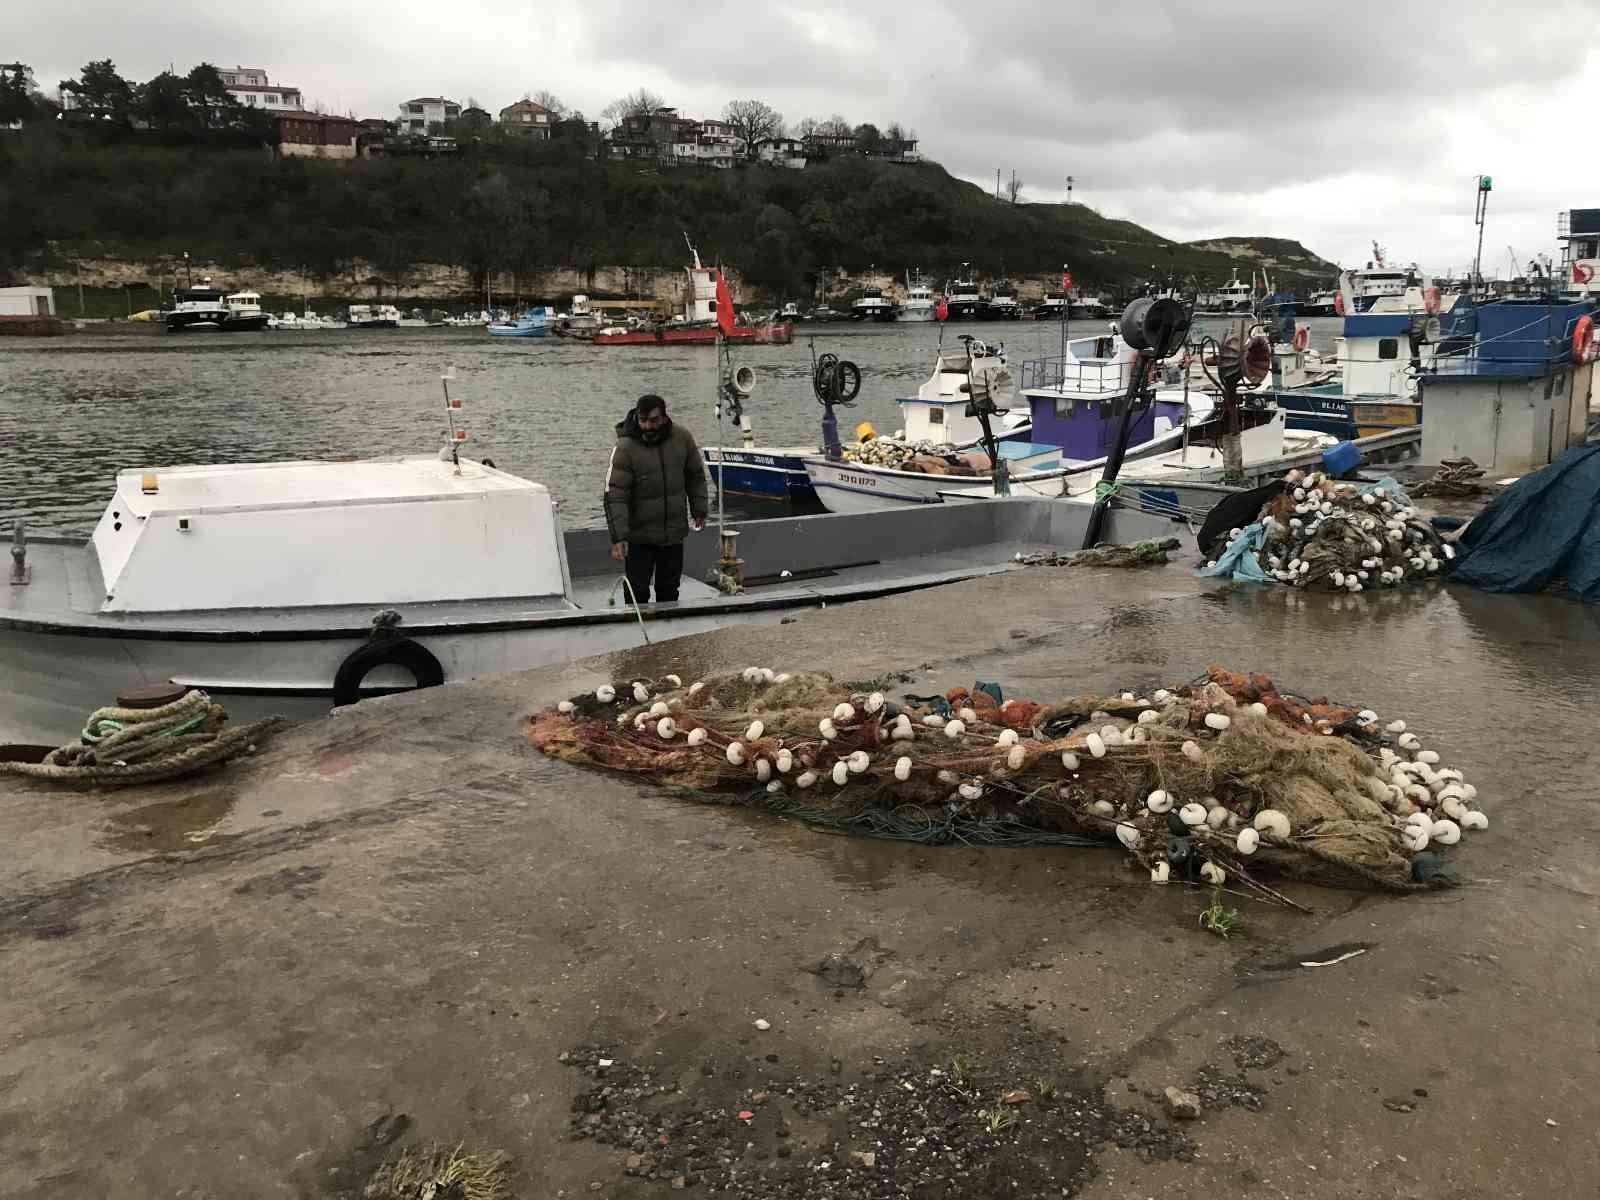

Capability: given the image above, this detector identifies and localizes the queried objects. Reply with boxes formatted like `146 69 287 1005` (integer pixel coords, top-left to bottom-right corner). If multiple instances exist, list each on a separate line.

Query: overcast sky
9 0 1598 277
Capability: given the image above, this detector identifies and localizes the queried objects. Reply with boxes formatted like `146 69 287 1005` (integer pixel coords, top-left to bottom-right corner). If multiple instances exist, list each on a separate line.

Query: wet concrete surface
1 562 1598 1196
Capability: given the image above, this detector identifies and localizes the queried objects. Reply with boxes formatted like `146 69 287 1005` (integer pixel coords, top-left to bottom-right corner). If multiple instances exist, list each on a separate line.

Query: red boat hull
595 322 793 346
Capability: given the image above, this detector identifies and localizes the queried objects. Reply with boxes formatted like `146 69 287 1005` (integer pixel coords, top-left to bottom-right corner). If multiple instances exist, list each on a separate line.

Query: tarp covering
1452 443 1600 599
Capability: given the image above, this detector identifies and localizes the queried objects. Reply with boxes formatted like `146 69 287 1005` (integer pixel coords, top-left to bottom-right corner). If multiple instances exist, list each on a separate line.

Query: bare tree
530 89 568 117
817 114 852 138
1005 174 1025 204
601 87 666 127
723 98 783 154
795 116 818 139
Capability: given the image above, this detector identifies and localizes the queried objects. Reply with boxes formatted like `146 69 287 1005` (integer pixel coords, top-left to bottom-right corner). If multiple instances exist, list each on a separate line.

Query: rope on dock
1 690 282 787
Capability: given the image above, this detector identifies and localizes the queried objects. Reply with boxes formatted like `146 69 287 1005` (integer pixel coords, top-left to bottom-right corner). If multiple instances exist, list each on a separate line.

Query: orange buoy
1572 313 1596 364
1423 286 1441 316
1292 324 1309 351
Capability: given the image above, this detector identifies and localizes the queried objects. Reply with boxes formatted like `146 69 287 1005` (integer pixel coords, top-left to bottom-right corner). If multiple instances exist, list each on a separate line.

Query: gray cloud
7 0 1596 272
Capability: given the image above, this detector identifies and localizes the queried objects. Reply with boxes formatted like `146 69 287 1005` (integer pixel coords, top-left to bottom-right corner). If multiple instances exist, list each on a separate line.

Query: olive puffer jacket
603 411 710 546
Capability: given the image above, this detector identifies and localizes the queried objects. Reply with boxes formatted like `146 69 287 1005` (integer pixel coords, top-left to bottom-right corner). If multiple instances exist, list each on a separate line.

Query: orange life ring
1573 313 1596 364
1292 324 1309 351
1423 286 1441 316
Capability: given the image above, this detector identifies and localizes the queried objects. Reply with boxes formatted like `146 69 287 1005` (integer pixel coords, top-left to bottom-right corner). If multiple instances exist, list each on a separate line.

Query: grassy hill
0 127 1335 300
1185 236 1340 284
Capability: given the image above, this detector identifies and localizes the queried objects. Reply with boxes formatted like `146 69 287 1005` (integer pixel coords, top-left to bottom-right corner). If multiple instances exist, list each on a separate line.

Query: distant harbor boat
944 269 983 321
347 304 401 329
900 271 936 322
851 287 898 322
595 240 792 345
980 279 1021 321
166 279 269 333
488 308 549 338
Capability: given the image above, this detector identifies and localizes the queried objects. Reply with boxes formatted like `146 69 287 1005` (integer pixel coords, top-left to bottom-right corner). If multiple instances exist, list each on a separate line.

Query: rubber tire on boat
332 638 444 707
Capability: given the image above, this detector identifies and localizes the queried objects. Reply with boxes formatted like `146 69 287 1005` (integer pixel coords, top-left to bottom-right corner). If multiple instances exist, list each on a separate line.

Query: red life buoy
1574 262 1594 284
1573 313 1596 364
1292 324 1309 351
1423 286 1441 316
1333 290 1345 316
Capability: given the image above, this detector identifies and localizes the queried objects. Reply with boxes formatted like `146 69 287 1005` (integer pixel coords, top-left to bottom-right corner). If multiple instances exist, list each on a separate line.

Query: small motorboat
488 308 549 337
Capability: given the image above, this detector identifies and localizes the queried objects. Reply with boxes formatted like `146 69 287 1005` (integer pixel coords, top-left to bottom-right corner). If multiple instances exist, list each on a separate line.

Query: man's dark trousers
624 542 685 603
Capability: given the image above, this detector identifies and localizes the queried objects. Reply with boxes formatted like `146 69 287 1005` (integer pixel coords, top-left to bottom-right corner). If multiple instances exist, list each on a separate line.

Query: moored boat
164 280 229 333
347 304 401 329
222 291 272 332
980 280 1021 321
900 272 936 322
595 240 792 346
851 287 899 322
488 308 549 338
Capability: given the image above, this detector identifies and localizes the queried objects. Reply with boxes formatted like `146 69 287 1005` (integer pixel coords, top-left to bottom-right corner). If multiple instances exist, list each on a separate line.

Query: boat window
928 408 944 425
1378 338 1399 359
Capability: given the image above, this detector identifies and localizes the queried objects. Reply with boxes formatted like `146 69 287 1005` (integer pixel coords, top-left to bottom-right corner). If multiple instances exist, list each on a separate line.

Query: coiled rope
1 690 283 787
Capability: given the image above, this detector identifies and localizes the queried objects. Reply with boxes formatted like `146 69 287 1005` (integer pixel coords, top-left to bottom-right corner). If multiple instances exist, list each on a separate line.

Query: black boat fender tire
332 638 444 707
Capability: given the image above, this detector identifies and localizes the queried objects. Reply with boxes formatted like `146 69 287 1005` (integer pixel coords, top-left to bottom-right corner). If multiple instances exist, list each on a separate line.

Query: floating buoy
1430 818 1461 845
959 707 978 724
1204 712 1232 731
1386 719 1406 733
831 761 849 786
865 692 885 714
891 725 914 742
726 742 747 766
649 701 671 718
796 771 817 789
1146 789 1174 813
945 719 967 738
656 717 677 739
997 728 1020 747
847 750 870 774
833 702 856 723
1205 805 1229 829
1200 861 1226 886
1099 724 1122 745
776 749 794 773
765 779 783 795
664 674 682 688
1087 733 1107 758
1440 796 1466 821
596 685 616 703
1090 799 1115 817
1253 809 1291 839
1115 823 1141 850
1137 709 1160 725
687 727 708 747
755 758 771 782
1460 810 1489 831
1415 749 1440 764
958 781 984 800
819 718 838 740
557 700 576 714
1248 701 1268 717
688 681 705 696
921 713 944 727
1126 726 1148 745
760 668 775 683
1151 862 1171 884
894 756 912 781
745 720 765 741
1401 823 1429 852
1181 739 1203 762
1235 828 1260 855
1397 732 1421 751
774 672 792 684
1153 688 1171 703
1061 750 1080 770
936 769 958 785
1005 745 1026 770
1179 802 1207 827
741 667 760 682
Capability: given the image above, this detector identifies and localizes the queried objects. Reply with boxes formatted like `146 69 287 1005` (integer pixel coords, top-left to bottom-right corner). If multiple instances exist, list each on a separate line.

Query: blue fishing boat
487 308 549 338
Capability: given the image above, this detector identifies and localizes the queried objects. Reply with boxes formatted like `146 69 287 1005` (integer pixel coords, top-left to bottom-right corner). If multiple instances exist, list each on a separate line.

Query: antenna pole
1472 175 1492 295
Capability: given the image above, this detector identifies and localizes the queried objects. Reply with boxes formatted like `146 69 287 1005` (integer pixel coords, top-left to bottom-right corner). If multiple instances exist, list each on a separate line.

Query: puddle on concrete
100 789 240 854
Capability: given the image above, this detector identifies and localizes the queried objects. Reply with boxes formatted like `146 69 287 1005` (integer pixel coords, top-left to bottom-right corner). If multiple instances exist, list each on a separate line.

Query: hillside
1 128 1333 301
1185 237 1339 282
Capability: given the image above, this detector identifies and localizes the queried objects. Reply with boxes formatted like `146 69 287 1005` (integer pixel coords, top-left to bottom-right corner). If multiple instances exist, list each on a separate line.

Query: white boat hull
899 305 935 322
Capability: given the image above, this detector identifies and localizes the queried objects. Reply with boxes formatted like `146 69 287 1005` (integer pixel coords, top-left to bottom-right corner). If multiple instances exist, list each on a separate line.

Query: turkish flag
715 270 734 335
1062 270 1072 290
934 297 949 321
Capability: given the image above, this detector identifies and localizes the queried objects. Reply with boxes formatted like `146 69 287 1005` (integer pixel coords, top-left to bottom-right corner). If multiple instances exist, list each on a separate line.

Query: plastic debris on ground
526 665 1489 898
1198 469 1453 591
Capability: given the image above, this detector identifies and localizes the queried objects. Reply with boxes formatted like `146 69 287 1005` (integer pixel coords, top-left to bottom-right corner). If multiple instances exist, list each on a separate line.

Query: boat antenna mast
440 365 466 472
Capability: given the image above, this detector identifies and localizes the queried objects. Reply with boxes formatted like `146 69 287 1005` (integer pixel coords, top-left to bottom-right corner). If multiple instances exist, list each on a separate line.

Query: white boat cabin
895 343 1019 445
226 291 264 317
89 458 567 613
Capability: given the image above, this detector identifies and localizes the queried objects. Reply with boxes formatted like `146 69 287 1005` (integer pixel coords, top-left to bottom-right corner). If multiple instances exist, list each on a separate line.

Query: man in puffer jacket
604 393 710 604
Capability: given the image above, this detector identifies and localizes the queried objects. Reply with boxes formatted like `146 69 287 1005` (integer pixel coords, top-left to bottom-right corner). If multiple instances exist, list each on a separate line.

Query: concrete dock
2 561 1597 1197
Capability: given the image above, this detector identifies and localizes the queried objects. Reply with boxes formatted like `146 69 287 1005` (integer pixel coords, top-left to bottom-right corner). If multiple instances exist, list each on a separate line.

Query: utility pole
1472 175 1492 294
995 168 1000 199
1066 175 1074 204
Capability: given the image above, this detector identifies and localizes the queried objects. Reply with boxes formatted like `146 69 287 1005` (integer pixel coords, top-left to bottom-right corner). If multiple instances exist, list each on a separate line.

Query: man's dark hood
617 407 673 446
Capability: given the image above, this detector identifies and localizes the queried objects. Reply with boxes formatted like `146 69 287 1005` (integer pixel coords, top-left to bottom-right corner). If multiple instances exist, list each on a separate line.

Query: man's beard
640 424 669 445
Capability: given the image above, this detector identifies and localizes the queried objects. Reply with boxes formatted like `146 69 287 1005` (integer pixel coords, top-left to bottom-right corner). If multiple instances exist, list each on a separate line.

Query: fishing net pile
526 666 1487 896
0 690 282 787
1200 469 1456 591
1017 537 1181 569
842 438 987 475
1411 456 1487 498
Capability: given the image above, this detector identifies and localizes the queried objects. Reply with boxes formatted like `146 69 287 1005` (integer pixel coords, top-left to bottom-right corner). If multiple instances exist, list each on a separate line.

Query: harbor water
0 317 1343 535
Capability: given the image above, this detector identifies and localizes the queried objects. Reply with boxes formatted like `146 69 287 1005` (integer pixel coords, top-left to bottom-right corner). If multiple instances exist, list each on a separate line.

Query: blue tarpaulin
1451 443 1600 600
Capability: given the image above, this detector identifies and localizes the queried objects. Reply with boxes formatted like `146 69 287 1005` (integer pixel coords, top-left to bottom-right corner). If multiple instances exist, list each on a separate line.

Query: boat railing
1020 355 1134 395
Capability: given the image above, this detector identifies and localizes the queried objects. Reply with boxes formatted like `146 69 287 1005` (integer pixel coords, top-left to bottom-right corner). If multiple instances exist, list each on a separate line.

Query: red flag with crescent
715 269 734 335
934 297 949 321
1061 269 1072 290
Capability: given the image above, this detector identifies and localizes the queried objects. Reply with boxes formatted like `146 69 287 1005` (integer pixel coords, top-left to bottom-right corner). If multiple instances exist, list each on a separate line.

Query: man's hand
692 518 706 532
611 541 628 561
